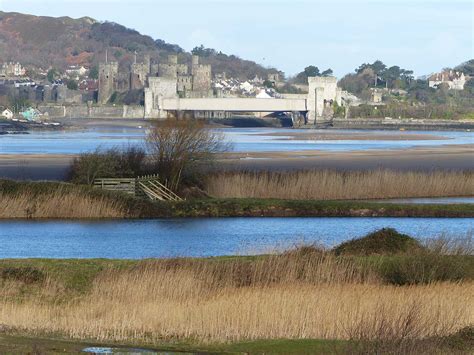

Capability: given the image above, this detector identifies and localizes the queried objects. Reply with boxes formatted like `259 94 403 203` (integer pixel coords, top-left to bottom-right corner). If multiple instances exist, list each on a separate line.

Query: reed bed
0 251 472 345
0 188 127 218
206 170 474 200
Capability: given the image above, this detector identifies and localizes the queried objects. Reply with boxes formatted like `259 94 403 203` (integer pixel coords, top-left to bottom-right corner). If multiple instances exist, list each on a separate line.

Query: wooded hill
0 11 277 80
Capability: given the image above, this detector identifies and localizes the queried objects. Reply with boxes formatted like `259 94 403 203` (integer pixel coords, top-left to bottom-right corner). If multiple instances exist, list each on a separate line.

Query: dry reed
206 170 474 200
0 252 472 345
0 188 127 218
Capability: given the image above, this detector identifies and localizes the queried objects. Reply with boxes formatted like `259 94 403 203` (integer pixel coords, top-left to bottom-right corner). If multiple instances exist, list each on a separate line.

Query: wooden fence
94 175 182 201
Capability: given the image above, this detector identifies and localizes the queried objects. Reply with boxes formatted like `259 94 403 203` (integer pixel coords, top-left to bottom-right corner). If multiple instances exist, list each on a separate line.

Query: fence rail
94 175 182 201
93 178 136 195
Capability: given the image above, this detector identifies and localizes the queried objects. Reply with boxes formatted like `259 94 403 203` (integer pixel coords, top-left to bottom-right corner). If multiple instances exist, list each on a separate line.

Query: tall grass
0 250 472 346
0 189 127 218
206 170 474 200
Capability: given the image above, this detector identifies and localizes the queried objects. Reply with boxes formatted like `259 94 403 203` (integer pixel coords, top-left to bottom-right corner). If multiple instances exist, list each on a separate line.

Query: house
1 108 13 119
65 66 88 78
79 79 99 91
370 89 383 103
428 70 466 90
0 62 26 77
20 107 42 121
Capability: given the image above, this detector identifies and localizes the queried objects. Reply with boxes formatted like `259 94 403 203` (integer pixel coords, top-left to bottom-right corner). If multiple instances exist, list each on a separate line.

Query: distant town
0 10 472 125
1 55 471 125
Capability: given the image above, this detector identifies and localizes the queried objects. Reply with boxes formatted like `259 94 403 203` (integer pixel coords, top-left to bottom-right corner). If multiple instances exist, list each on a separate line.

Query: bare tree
146 119 230 190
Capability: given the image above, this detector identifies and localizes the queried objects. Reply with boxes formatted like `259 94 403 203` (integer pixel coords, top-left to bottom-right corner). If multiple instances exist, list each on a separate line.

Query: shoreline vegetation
1 171 473 219
0 229 472 354
206 170 474 201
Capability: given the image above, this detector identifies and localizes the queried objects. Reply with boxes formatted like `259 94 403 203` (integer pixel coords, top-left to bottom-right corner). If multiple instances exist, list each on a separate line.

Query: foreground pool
0 217 472 259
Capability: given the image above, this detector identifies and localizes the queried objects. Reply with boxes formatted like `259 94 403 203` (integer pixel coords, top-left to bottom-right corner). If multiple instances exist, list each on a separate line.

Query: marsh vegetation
0 230 472 353
206 169 474 201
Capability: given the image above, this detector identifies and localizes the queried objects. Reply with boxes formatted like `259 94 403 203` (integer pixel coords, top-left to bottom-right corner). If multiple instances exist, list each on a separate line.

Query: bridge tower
306 77 342 125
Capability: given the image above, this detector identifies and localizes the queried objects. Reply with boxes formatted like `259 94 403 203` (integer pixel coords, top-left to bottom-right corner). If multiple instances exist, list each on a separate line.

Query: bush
444 326 474 351
68 146 146 184
333 228 423 256
147 119 230 190
378 254 474 285
1 267 45 284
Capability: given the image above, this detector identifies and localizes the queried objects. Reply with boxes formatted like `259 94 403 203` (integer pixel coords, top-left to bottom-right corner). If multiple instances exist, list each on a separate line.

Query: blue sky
1 0 472 78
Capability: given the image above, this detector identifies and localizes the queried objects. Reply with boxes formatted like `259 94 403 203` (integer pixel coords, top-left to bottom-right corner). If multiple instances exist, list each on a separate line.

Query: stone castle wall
38 104 144 119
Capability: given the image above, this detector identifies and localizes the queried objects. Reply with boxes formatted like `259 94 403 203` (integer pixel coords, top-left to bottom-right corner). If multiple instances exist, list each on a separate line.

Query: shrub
333 228 423 256
1 267 45 284
147 119 230 190
68 146 146 184
444 326 474 351
377 254 474 285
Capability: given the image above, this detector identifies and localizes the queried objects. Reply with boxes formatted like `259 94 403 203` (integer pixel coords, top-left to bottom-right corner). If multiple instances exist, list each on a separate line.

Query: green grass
220 338 348 354
1 331 471 354
153 198 474 218
0 334 351 354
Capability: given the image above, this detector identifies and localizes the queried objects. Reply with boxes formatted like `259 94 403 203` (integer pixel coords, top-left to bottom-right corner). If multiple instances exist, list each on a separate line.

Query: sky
0 0 473 78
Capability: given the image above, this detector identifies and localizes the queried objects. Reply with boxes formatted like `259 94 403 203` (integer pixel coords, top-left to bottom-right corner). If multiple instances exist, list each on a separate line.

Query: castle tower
168 54 178 65
191 55 211 95
98 62 119 104
130 54 151 90
144 54 151 73
306 76 341 124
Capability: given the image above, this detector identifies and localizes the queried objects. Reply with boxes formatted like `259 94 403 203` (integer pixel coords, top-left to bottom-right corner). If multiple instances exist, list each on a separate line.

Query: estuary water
0 217 472 259
0 127 473 154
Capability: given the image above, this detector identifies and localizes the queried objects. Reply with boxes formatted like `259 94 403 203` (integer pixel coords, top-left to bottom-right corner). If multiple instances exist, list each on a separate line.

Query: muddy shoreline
325 118 474 131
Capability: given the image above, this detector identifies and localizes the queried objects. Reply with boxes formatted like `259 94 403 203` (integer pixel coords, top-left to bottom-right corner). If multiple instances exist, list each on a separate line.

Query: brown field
206 169 474 200
0 251 472 346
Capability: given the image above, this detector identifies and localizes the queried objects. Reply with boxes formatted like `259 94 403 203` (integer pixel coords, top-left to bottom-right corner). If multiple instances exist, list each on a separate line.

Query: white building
428 70 466 90
65 66 88 78
1 109 14 119
0 62 26 77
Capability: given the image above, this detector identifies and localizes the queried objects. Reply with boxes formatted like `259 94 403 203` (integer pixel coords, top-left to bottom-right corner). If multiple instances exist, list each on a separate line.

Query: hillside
0 11 275 80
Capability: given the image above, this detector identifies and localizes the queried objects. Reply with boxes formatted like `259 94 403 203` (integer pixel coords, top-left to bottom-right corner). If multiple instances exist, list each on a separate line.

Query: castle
98 54 212 105
98 53 343 124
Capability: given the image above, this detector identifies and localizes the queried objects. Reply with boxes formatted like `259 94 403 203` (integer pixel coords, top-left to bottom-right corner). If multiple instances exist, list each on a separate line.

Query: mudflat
1 144 473 181
256 131 448 141
222 144 474 171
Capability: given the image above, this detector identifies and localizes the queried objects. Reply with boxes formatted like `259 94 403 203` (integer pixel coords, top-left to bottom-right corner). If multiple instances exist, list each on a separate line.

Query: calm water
0 127 473 154
0 217 472 259
373 197 474 204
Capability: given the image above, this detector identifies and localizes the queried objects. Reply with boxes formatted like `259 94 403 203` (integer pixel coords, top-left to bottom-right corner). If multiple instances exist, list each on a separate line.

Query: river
0 217 472 259
0 127 473 154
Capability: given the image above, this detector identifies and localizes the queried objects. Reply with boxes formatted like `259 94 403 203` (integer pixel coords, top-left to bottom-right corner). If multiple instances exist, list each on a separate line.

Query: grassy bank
1 179 474 219
206 170 474 201
0 230 472 353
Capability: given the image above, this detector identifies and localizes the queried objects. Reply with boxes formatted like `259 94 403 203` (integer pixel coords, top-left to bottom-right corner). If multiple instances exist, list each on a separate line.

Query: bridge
162 97 307 112
145 76 342 124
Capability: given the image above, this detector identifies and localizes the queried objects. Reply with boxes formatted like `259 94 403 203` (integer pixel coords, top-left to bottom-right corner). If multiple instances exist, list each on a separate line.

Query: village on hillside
1 54 472 123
